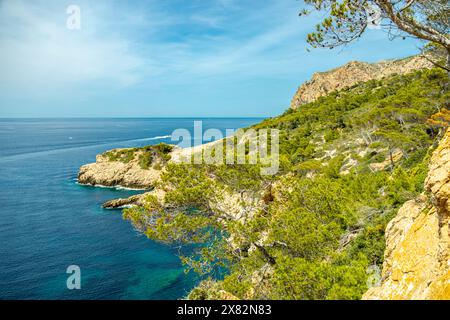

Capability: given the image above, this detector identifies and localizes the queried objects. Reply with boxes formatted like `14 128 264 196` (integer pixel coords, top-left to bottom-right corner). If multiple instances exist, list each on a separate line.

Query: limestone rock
369 149 403 172
77 150 162 189
102 189 167 209
291 55 434 109
102 193 147 209
425 131 450 214
363 129 450 300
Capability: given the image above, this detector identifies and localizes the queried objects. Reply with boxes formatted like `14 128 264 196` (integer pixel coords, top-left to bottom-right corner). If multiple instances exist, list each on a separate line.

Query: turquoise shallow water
0 118 261 299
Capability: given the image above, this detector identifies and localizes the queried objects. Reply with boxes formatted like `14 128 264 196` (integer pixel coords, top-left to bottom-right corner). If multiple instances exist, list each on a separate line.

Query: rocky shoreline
77 150 162 190
77 140 219 208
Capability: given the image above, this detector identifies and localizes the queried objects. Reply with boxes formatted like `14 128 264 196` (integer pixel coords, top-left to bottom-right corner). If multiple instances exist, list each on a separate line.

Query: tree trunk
253 243 276 265
447 48 450 79
389 149 394 172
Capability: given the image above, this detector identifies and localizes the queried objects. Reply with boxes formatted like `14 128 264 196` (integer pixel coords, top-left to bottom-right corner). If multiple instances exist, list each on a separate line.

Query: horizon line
0 116 270 119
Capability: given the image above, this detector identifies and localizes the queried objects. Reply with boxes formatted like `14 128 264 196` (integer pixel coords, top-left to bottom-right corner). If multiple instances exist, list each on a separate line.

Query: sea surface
0 118 261 300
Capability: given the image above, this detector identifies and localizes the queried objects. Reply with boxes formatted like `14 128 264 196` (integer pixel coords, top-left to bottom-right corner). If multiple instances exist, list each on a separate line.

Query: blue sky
0 0 423 118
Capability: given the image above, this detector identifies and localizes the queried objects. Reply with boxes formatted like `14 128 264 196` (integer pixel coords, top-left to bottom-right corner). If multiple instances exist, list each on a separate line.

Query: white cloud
0 0 149 91
0 0 310 93
0 0 422 117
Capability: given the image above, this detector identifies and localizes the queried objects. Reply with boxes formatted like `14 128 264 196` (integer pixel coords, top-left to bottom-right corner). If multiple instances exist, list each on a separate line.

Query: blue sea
0 118 261 300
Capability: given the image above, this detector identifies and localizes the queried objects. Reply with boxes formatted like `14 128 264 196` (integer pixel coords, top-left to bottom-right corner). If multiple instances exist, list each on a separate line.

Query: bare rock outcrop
78 151 162 189
291 55 434 109
78 141 217 190
364 129 450 299
102 193 148 209
102 189 167 209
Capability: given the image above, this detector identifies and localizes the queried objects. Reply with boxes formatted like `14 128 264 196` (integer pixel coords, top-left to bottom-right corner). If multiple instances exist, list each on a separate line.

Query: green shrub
123 68 448 300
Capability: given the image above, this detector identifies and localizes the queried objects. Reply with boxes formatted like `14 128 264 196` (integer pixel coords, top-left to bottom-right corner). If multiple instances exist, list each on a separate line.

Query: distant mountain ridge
291 54 434 109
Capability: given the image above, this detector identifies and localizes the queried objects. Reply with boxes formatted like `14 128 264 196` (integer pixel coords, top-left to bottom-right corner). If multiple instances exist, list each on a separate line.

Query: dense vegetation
104 143 173 169
124 68 449 299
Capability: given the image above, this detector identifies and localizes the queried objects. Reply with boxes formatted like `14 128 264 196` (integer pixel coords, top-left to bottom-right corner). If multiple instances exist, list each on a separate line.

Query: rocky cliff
77 141 219 190
364 129 450 300
78 150 162 189
291 55 434 109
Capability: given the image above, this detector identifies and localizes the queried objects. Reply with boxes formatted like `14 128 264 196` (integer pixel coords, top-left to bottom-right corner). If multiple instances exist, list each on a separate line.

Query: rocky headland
78 140 225 208
290 54 434 110
78 152 161 190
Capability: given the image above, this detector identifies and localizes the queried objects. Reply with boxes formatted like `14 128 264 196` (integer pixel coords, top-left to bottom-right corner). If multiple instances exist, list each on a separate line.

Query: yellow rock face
364 129 450 300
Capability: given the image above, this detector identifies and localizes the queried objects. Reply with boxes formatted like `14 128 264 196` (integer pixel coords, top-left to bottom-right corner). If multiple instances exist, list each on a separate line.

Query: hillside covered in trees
118 66 449 299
